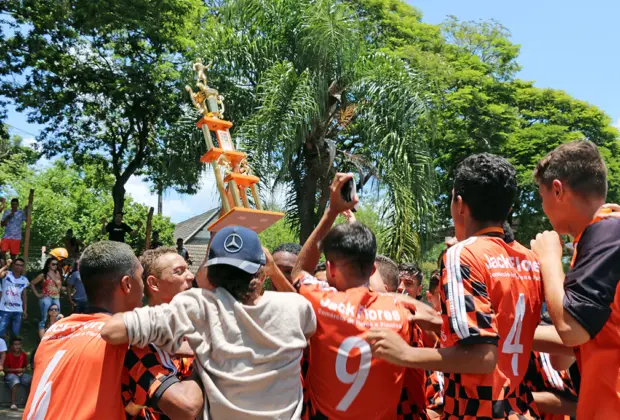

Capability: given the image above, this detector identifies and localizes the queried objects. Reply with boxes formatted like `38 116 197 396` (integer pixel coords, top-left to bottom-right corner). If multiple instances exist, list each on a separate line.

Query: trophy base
208 207 284 233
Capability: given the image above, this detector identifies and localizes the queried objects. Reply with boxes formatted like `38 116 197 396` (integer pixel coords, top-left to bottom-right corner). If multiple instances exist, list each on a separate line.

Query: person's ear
120 275 132 295
552 179 565 201
456 195 467 217
326 260 337 280
146 275 159 293
426 291 432 301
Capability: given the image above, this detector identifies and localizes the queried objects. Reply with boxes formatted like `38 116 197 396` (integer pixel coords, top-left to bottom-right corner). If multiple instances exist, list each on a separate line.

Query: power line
4 123 38 138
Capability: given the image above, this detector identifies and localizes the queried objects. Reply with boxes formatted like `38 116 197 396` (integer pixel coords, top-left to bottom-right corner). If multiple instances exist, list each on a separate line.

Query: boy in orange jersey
24 241 202 420
366 154 544 419
291 173 438 420
530 140 620 419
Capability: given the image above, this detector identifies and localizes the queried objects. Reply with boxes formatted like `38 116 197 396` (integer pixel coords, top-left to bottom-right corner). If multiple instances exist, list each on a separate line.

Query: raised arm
0 259 11 279
130 221 143 237
102 290 205 353
291 173 358 281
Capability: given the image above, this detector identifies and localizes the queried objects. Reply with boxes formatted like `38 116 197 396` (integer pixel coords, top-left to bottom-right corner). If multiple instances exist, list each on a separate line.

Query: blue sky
6 0 620 222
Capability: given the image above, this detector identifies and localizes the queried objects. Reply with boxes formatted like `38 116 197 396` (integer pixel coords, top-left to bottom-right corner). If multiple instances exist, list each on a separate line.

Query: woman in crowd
38 303 63 339
30 257 63 331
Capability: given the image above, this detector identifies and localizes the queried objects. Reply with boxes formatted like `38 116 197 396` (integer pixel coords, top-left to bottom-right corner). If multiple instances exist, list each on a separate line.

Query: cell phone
341 178 359 212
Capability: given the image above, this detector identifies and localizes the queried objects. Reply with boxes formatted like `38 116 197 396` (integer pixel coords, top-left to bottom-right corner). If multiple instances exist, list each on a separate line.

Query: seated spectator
0 337 6 371
272 242 301 282
102 226 317 419
4 337 31 410
67 261 88 313
38 303 63 339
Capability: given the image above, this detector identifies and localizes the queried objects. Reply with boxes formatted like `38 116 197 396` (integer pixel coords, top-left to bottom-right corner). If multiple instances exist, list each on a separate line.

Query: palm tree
197 0 435 260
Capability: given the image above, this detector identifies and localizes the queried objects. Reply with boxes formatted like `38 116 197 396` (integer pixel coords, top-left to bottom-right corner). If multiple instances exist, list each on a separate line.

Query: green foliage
1 0 206 213
258 218 298 253
504 81 620 241
6 161 175 256
199 0 435 261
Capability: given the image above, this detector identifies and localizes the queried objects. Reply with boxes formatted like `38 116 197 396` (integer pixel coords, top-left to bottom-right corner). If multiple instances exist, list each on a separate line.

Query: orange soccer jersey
523 351 577 420
24 313 128 420
565 216 620 419
439 234 544 419
296 275 423 420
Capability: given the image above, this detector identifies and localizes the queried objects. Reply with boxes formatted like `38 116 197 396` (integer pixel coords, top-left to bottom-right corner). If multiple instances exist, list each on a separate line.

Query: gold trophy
186 59 284 233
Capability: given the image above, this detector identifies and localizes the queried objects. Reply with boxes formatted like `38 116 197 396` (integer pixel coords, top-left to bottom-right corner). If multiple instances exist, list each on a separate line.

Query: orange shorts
0 238 21 256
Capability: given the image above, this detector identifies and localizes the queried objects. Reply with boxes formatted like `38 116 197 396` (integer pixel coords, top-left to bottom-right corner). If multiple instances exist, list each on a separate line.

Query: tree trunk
157 183 163 215
297 143 333 243
112 181 126 215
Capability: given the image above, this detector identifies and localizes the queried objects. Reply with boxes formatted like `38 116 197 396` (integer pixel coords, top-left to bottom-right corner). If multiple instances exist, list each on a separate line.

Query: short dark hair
79 241 139 303
208 264 263 303
428 270 441 294
9 337 22 345
13 257 25 264
533 140 607 199
314 262 326 273
10 198 18 204
273 242 301 256
454 153 517 223
140 247 178 281
322 222 377 277
502 221 515 244
399 262 423 285
375 255 399 292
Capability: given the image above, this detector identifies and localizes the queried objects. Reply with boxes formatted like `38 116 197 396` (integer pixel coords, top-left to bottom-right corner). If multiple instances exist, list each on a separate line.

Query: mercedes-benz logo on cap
224 233 243 253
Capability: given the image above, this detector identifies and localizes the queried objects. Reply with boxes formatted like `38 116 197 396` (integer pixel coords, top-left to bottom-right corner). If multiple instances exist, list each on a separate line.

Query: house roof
173 208 220 243
173 208 220 273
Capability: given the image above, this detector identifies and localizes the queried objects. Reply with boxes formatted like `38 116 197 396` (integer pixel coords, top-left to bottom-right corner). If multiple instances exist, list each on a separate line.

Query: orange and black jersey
439 234 543 419
565 216 620 419
295 274 427 420
122 344 194 420
523 351 576 420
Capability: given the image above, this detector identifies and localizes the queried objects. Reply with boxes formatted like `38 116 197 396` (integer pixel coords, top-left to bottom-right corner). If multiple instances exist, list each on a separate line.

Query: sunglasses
49 307 59 312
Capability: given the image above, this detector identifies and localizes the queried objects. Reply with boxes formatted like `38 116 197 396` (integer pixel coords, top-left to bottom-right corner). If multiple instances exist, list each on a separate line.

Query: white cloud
22 137 37 148
613 118 620 130
125 173 221 223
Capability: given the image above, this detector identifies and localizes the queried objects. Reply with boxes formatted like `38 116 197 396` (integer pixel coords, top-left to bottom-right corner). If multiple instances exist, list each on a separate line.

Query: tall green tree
504 81 620 240
197 0 435 261
8 161 175 255
0 0 205 214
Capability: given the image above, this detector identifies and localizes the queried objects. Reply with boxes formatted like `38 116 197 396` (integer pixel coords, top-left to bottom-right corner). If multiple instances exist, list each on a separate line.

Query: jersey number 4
502 293 525 376
335 337 372 411
26 350 66 420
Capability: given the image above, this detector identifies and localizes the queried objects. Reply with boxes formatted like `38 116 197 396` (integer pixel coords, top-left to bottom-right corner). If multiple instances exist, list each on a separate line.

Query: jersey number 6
26 350 66 420
335 336 372 411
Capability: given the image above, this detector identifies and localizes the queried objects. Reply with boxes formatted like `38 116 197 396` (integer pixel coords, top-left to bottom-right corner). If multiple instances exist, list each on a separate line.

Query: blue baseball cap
207 226 266 274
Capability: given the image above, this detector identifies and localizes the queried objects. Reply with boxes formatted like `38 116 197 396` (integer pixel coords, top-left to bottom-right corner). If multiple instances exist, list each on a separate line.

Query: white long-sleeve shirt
123 287 316 420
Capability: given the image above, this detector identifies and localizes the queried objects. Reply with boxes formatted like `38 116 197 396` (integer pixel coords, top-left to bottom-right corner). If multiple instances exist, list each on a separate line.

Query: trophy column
186 59 283 233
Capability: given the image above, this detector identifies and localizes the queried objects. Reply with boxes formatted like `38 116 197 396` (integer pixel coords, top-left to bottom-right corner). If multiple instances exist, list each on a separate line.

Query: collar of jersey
473 226 504 237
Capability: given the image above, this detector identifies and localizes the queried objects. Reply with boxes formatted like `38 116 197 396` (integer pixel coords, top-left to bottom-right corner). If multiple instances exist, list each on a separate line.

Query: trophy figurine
186 58 284 233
